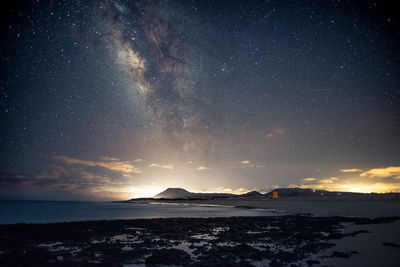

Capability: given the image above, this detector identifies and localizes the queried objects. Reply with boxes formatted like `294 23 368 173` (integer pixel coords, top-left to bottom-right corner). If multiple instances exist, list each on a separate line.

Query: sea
0 200 281 224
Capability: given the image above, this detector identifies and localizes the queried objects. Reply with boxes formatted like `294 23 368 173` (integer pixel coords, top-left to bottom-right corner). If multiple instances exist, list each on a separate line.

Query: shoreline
1 199 399 266
124 196 400 218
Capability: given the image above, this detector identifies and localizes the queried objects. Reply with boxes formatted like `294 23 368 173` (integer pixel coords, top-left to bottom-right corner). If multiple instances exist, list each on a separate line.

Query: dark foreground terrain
0 215 398 266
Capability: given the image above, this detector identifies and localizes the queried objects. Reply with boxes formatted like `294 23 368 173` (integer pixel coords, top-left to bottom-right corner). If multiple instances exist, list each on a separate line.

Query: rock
145 249 191 265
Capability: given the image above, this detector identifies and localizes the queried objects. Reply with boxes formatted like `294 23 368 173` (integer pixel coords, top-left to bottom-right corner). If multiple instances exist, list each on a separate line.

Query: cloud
297 166 400 193
303 177 316 182
0 168 33 186
101 157 120 161
295 166 400 193
336 183 400 193
36 165 107 181
0 165 140 201
360 166 400 179
36 166 71 179
96 161 142 173
53 155 96 166
296 181 400 194
54 155 141 173
230 188 250 194
209 187 253 195
149 163 174 170
233 160 264 169
197 166 209 170
318 177 339 184
184 161 193 164
265 128 285 138
1 167 110 189
340 169 362 173
134 159 143 163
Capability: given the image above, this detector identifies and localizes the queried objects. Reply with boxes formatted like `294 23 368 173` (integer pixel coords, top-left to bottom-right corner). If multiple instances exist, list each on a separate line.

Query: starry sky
1 0 399 200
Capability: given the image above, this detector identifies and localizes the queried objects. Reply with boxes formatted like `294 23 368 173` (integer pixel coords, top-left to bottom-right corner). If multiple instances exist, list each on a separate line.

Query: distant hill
132 187 357 201
153 188 193 199
267 187 351 197
240 191 263 197
153 188 235 199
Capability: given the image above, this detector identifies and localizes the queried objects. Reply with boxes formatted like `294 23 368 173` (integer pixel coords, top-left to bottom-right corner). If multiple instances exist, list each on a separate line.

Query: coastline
1 198 399 266
125 196 400 218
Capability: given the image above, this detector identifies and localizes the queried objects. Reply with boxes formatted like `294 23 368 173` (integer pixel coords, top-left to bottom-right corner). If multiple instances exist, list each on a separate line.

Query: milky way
1 0 399 200
93 0 218 160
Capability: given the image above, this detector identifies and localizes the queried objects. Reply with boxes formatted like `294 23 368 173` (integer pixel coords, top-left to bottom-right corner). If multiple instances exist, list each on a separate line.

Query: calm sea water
0 200 278 224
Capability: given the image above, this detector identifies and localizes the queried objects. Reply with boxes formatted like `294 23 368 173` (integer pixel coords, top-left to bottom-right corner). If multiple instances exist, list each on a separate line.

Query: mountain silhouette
153 188 235 199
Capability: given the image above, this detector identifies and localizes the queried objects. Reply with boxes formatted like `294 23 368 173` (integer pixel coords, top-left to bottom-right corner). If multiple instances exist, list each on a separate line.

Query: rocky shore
0 215 398 266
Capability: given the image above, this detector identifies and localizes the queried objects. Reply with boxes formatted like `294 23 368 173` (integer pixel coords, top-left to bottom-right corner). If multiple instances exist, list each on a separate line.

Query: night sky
1 0 399 200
